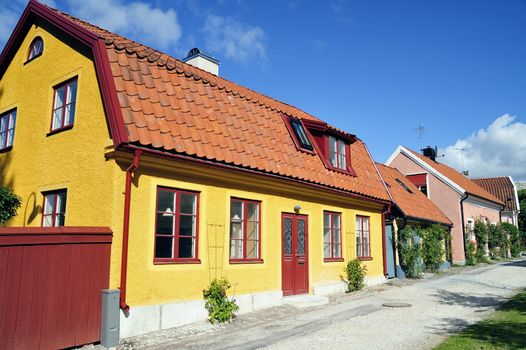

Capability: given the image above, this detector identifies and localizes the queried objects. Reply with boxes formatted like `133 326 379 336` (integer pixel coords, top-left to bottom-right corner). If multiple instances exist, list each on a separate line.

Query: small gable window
27 37 43 61
51 77 78 132
0 109 16 150
329 136 346 170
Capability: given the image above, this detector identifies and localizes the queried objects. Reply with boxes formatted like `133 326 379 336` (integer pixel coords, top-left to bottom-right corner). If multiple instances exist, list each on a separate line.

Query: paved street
117 259 526 350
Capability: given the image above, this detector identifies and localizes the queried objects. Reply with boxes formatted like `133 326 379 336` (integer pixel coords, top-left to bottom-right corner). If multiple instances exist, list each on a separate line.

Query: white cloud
65 0 182 51
202 14 266 63
440 115 526 181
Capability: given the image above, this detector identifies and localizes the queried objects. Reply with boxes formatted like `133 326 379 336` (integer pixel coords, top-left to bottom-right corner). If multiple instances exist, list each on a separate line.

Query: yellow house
0 1 391 339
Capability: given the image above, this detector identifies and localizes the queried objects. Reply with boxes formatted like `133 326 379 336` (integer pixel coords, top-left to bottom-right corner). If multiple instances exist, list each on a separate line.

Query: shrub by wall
473 220 488 263
344 259 367 292
397 226 422 278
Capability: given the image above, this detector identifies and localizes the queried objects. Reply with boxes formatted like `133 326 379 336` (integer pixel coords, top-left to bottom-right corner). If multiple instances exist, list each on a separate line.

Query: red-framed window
323 211 342 261
27 37 43 62
42 189 67 227
51 77 78 132
356 216 371 259
154 187 199 263
230 198 262 262
329 136 347 170
0 109 16 150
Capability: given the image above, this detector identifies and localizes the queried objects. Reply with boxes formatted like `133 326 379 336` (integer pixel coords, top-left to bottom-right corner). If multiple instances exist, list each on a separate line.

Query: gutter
119 149 142 312
460 193 468 258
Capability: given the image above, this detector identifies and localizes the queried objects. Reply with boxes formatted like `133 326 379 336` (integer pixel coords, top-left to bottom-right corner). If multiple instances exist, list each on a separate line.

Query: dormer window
282 114 315 153
27 37 43 62
329 136 346 170
290 119 313 151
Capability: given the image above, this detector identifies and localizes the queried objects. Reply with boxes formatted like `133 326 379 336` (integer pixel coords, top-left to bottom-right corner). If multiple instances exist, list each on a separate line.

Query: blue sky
1 0 526 180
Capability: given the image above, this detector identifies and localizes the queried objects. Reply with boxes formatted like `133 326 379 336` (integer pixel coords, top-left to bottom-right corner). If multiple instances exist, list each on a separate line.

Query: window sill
24 53 42 65
46 124 74 136
229 258 264 264
327 164 357 177
324 257 344 263
358 256 373 261
47 124 74 136
0 145 13 153
153 258 201 265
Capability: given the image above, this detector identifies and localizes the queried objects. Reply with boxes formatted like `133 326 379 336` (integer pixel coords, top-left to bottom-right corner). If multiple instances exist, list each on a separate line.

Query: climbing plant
397 226 422 278
501 222 521 258
421 225 447 272
473 220 488 263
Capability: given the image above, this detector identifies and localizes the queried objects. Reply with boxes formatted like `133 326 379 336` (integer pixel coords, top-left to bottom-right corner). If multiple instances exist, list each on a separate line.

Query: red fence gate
0 227 112 350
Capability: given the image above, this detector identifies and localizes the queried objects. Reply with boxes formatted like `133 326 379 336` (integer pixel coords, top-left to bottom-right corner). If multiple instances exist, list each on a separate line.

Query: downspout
460 193 468 258
120 149 142 312
381 205 391 277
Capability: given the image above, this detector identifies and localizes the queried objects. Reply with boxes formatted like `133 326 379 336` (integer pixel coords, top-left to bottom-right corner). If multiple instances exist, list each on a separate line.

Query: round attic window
27 37 44 61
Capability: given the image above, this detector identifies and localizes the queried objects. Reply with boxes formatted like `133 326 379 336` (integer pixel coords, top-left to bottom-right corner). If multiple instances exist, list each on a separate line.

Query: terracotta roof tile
45 5 390 202
377 164 451 225
405 148 504 206
472 177 518 211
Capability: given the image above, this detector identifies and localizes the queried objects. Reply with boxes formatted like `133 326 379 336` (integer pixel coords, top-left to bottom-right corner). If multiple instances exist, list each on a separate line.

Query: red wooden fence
0 227 112 350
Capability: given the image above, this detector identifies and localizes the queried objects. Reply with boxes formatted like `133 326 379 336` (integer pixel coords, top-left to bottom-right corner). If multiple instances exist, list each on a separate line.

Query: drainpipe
119 149 142 312
381 205 391 277
460 193 469 258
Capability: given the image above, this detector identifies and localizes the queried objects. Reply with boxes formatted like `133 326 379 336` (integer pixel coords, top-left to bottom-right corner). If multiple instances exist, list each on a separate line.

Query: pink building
472 177 521 228
386 146 504 264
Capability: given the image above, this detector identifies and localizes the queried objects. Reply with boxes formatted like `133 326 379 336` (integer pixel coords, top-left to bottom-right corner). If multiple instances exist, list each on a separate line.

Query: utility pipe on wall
119 149 142 312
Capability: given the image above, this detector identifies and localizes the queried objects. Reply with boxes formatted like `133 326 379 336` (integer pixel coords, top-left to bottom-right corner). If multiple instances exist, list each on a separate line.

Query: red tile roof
376 164 451 225
404 148 504 206
472 177 518 211
44 5 390 202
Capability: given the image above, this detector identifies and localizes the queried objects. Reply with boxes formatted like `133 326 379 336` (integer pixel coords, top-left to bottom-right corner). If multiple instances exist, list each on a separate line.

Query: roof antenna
413 124 425 149
453 148 468 176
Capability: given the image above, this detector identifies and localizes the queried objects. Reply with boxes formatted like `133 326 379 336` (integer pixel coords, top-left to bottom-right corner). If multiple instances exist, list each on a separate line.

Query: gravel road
119 259 526 350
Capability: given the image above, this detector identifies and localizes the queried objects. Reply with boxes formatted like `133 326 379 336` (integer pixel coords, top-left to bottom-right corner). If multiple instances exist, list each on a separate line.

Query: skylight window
290 118 313 151
396 178 413 193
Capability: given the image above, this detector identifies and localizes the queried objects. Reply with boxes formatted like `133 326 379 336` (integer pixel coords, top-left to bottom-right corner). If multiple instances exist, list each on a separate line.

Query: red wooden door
281 213 308 296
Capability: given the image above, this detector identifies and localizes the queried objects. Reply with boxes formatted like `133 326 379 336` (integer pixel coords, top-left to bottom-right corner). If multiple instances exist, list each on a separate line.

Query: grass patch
435 289 526 350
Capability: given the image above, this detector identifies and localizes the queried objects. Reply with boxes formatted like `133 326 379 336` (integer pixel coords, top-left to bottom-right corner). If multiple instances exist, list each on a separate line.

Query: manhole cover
382 302 412 308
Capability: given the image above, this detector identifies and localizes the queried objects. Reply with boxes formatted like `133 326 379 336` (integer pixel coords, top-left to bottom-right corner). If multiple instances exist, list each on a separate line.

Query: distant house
472 177 520 228
0 1 393 344
376 164 452 277
386 146 504 264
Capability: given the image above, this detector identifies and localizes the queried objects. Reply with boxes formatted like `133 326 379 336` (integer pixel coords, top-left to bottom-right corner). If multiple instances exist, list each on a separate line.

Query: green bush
344 259 367 292
465 240 476 266
488 223 509 259
473 220 488 263
501 222 521 258
397 227 422 278
203 278 239 324
0 186 22 224
421 225 446 272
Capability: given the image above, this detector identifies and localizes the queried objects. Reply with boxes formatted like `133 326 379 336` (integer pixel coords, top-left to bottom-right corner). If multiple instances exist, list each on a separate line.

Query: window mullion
52 193 58 227
243 202 247 259
173 192 180 259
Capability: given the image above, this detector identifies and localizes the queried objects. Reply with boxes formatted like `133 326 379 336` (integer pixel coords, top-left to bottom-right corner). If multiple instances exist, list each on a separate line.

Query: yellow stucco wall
0 22 125 286
1 21 386 308
121 154 385 306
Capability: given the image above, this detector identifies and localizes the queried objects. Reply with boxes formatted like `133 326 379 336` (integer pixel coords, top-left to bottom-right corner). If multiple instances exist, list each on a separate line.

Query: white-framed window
323 211 342 260
230 198 261 261
356 216 371 258
42 190 67 227
0 109 16 149
329 136 347 170
51 77 78 131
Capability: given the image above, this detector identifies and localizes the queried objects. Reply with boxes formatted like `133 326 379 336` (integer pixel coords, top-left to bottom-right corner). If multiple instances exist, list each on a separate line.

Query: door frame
281 212 309 296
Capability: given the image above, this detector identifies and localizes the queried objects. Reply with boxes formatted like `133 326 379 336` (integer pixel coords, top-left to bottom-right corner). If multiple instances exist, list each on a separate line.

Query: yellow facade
1 22 386 308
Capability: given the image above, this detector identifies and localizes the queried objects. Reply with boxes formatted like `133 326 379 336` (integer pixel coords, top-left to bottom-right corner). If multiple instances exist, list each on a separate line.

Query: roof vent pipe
183 48 220 75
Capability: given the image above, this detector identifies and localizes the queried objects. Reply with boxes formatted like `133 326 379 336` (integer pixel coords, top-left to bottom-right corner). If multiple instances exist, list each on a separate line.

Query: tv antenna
413 125 425 149
453 148 468 175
